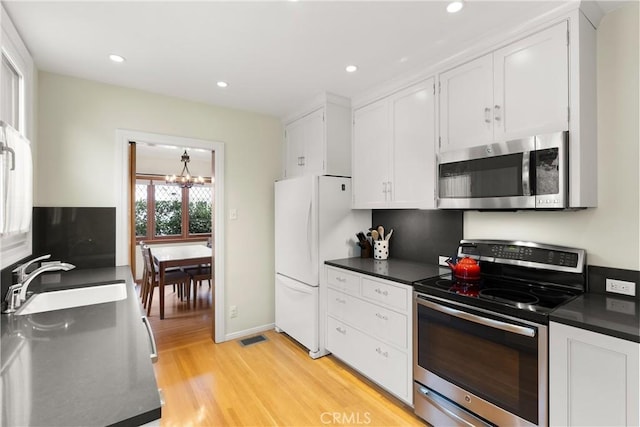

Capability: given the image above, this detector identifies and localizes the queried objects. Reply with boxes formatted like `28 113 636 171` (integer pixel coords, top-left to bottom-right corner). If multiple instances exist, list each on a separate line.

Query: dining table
151 243 213 319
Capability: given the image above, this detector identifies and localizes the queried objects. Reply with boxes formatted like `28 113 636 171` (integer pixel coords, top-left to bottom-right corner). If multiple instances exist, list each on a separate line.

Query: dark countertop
325 257 448 285
551 292 640 343
328 258 640 344
1 266 162 426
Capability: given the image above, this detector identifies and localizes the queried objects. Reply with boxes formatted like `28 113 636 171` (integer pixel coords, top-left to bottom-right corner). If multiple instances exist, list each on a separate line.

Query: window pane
154 184 182 236
1 54 20 131
135 184 148 237
189 186 212 234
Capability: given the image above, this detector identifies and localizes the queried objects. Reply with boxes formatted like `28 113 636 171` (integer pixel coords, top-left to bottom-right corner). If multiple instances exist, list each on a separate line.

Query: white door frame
115 129 225 343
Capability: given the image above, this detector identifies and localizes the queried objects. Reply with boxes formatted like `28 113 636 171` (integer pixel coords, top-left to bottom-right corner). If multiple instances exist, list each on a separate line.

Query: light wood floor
146 284 425 426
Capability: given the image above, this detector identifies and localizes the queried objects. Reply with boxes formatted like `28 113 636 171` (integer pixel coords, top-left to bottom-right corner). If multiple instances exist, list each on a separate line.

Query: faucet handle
13 254 52 282
3 284 22 313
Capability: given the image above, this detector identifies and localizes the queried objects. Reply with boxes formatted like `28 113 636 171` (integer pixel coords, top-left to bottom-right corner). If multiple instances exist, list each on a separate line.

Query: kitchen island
1 266 161 426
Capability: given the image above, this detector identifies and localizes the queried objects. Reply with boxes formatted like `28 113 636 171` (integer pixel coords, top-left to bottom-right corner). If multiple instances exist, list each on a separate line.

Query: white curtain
0 122 33 235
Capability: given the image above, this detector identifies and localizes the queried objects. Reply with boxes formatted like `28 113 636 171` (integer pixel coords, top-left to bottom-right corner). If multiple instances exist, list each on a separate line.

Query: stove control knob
465 395 471 403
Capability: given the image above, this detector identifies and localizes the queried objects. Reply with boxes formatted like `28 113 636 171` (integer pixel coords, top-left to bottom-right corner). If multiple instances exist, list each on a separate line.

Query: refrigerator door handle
306 200 312 262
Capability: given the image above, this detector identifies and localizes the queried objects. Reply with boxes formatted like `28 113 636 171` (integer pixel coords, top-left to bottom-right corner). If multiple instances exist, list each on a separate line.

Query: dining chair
183 263 212 307
142 245 190 318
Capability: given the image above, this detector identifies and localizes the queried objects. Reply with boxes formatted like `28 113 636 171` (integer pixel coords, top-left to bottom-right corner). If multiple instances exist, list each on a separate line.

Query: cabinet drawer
328 288 407 349
327 267 360 296
361 277 408 310
327 316 409 402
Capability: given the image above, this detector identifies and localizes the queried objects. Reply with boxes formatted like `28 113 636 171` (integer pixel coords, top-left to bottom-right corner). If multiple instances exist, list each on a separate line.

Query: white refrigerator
275 175 371 358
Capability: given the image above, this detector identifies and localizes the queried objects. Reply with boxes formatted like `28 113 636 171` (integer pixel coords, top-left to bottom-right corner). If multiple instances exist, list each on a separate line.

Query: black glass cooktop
414 273 582 324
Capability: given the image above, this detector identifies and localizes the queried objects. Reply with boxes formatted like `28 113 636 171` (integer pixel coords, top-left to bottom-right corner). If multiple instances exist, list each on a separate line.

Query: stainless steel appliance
437 131 568 210
413 240 586 426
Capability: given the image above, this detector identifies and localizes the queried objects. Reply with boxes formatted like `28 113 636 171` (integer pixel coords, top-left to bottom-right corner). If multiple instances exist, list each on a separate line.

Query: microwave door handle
418 298 536 337
522 151 531 196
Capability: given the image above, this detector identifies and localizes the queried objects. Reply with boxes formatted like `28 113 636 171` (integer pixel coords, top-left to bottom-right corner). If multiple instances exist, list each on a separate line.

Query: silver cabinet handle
374 288 389 296
417 297 536 337
335 277 346 283
382 182 387 194
335 297 346 304
484 107 491 124
494 105 501 121
375 312 388 321
142 315 158 363
0 144 16 171
386 181 392 199
335 326 346 334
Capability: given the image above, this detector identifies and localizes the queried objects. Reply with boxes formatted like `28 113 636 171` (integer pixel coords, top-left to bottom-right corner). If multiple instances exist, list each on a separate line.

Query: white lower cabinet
325 266 413 405
549 321 640 427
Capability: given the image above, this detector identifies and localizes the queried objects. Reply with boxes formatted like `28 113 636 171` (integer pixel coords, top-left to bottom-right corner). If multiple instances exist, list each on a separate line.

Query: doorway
115 129 225 343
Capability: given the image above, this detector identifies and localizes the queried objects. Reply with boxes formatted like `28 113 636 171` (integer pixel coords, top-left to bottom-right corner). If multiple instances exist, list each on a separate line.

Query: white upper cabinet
494 21 569 141
439 54 494 151
352 100 391 208
439 21 569 152
353 78 436 209
283 93 351 179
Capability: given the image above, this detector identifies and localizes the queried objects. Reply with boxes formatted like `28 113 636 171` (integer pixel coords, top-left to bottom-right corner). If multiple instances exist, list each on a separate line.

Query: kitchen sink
15 282 128 316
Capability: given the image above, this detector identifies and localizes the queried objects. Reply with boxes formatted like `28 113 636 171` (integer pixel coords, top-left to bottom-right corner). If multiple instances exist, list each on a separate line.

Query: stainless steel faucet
3 256 76 313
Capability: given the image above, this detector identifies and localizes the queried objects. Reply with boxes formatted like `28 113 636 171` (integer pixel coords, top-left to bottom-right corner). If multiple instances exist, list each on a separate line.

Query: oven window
439 154 523 198
416 302 539 424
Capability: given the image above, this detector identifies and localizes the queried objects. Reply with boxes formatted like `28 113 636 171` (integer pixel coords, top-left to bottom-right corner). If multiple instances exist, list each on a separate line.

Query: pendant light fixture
165 150 205 188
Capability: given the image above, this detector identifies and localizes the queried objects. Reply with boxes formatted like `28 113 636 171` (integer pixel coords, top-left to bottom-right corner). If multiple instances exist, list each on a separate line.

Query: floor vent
239 334 267 347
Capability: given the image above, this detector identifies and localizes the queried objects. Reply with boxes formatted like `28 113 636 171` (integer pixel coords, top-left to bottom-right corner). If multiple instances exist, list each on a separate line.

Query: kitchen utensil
446 256 481 280
385 229 394 241
377 226 384 241
371 230 379 241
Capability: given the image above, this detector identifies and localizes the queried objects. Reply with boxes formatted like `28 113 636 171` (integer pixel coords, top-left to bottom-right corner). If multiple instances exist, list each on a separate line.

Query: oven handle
417 297 536 337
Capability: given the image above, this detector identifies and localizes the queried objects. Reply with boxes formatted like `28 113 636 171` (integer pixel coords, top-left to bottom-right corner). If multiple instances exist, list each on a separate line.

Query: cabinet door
302 108 325 175
284 119 306 178
390 78 436 208
494 22 569 141
352 100 391 208
550 322 640 427
439 54 493 152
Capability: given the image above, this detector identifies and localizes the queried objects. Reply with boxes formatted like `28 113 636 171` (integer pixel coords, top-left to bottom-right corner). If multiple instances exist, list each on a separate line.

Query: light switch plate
438 256 449 267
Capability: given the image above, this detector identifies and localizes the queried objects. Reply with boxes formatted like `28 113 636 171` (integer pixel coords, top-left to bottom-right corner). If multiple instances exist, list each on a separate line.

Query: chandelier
165 150 205 188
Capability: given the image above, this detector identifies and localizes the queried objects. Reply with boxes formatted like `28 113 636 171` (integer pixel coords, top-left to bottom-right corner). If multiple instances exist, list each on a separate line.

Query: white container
373 240 389 260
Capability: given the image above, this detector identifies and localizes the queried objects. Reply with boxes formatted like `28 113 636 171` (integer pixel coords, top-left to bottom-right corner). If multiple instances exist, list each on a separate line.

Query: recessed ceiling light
217 81 228 88
109 54 125 63
447 1 464 13
345 65 358 73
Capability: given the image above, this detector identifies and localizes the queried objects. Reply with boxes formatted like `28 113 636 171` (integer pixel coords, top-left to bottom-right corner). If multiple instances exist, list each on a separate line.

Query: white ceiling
2 0 629 119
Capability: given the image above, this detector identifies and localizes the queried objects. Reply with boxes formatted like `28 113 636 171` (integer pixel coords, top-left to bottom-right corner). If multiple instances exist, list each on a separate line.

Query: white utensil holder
373 240 389 260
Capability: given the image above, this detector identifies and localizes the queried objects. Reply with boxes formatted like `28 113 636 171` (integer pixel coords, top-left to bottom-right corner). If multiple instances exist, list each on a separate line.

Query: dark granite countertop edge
325 260 414 285
549 314 640 343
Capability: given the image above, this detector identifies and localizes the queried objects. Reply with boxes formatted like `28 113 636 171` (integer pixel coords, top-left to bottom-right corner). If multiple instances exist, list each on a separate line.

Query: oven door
414 293 547 427
437 131 567 210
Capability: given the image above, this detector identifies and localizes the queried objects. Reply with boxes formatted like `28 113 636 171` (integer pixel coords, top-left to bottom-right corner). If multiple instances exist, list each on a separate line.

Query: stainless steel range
413 240 586 427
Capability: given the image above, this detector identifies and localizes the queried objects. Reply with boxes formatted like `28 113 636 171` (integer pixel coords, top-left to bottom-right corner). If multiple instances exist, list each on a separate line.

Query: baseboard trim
224 323 275 342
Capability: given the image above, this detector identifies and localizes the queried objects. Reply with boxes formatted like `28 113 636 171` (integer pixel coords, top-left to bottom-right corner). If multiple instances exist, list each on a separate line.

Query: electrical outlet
438 256 449 267
230 305 238 318
605 278 636 296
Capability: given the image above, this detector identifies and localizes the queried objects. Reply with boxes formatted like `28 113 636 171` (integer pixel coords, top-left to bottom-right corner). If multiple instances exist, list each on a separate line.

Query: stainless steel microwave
437 131 568 210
